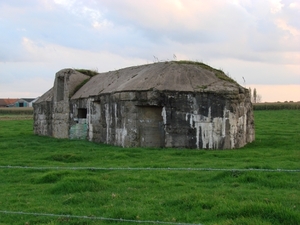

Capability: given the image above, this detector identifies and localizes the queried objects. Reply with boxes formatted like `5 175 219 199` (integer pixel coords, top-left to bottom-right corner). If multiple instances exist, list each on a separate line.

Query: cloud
88 0 300 62
20 37 145 68
269 0 284 14
0 37 147 97
53 0 113 29
95 1 240 44
0 0 299 101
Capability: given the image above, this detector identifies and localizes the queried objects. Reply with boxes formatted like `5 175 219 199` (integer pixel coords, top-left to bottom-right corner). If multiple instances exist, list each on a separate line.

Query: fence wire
1 166 298 224
0 165 299 172
0 210 203 225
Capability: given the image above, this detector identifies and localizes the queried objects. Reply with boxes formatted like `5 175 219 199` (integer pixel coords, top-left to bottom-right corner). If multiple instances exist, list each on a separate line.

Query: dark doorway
78 108 87 118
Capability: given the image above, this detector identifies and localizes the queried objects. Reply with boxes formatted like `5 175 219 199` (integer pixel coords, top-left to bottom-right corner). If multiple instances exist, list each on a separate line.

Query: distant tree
250 88 262 103
253 88 257 103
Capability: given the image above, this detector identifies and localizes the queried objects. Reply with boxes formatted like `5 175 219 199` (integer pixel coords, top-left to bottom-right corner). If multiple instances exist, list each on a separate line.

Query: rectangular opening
57 77 64 101
138 106 165 147
19 102 24 107
78 108 87 118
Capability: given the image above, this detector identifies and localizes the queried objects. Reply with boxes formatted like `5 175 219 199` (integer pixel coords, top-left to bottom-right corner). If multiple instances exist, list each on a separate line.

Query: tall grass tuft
50 177 110 194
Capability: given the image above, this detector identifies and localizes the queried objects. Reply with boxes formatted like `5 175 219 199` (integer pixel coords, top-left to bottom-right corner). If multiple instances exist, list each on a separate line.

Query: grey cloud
0 0 299 99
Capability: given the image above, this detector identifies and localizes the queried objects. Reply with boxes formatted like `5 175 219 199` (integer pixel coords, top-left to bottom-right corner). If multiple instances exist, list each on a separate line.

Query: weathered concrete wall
70 96 134 147
33 69 91 138
33 88 53 136
69 89 254 149
160 89 254 149
52 69 90 138
69 119 88 139
33 100 53 136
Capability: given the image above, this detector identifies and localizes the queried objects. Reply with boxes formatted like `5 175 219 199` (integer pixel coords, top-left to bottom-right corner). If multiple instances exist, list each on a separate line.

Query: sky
0 0 299 102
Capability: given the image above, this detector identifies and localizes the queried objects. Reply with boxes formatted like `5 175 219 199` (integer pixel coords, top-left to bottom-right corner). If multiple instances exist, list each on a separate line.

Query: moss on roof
74 69 98 77
174 60 237 84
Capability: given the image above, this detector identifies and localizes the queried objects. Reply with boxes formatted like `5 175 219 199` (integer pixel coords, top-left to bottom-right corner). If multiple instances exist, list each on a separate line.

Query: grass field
0 110 299 225
0 107 33 120
253 102 300 110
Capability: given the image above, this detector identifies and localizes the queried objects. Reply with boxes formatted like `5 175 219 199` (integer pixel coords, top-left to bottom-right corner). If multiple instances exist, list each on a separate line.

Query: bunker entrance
138 106 165 147
69 107 88 140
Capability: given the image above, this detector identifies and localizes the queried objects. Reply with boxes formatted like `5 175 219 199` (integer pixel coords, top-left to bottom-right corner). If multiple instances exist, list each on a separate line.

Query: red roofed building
0 98 37 107
0 98 19 107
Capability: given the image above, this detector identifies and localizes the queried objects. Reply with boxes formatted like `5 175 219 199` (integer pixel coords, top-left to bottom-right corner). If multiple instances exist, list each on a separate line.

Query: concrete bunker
33 61 255 149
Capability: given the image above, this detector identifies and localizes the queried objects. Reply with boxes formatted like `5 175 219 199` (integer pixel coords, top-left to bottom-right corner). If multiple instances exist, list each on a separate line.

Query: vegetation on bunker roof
174 60 237 84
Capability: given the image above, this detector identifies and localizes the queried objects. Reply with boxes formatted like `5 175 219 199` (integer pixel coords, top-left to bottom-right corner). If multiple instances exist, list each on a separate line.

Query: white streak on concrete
105 104 111 143
161 107 167 125
229 112 236 148
114 104 127 147
88 98 93 141
185 106 248 149
222 108 229 137
114 103 118 127
116 122 127 147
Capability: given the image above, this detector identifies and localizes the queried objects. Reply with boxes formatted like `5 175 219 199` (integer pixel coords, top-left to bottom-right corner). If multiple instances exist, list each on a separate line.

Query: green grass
0 110 299 225
253 102 300 110
0 107 33 120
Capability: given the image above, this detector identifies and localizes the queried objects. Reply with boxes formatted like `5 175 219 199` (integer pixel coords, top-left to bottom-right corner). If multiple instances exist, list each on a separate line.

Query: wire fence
0 210 203 225
1 165 299 224
0 165 299 172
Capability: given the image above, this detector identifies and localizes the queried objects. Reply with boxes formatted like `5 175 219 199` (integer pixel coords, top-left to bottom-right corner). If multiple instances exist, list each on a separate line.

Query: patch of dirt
0 116 33 120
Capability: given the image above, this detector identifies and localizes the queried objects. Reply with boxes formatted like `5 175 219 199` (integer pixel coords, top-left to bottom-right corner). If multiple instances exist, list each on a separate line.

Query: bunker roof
72 61 242 99
34 88 53 104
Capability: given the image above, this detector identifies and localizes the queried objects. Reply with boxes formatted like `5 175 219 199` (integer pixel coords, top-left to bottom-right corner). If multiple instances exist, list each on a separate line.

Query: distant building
15 98 38 107
0 98 38 107
0 98 19 107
